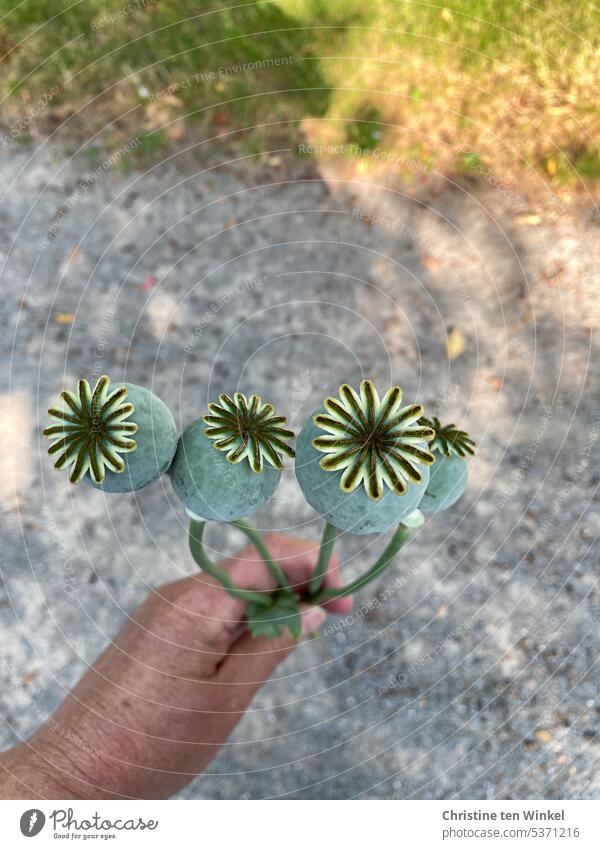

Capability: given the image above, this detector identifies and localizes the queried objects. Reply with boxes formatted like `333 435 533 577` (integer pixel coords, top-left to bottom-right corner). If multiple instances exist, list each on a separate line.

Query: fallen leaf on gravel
542 263 563 285
54 312 75 324
421 254 440 272
513 212 541 225
166 123 185 142
446 327 466 360
535 729 553 744
212 111 229 127
145 100 179 127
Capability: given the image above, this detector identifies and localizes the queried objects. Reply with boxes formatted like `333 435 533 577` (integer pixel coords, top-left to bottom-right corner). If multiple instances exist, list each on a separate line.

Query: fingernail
300 605 327 636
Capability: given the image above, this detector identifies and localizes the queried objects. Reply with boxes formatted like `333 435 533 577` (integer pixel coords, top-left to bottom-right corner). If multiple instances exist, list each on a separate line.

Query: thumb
214 605 326 712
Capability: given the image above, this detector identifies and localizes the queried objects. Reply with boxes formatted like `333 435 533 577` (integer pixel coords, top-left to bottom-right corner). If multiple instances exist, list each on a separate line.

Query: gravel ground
1 140 599 799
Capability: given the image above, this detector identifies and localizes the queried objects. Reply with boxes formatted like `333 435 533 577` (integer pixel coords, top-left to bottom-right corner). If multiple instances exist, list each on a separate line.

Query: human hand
0 534 352 799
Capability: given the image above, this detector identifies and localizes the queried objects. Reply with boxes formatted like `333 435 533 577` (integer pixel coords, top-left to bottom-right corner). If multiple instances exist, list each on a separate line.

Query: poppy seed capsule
169 392 295 522
85 383 178 493
419 454 468 513
169 422 281 521
295 379 437 535
417 415 474 513
44 376 178 493
295 413 430 534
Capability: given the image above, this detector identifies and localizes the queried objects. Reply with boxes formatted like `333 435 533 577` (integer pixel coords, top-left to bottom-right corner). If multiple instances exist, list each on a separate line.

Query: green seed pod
295 380 436 534
419 454 468 513
169 392 294 522
44 376 178 493
417 416 475 513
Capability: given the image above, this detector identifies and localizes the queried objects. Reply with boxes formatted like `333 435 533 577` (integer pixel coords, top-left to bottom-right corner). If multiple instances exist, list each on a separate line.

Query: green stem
189 519 271 607
314 524 411 602
230 519 291 592
309 521 341 596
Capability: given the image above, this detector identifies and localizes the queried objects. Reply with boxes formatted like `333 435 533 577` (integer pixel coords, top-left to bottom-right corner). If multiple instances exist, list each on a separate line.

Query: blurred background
1 1 599 799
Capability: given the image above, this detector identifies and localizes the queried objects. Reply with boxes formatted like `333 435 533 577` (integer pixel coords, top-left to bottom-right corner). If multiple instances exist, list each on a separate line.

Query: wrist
0 741 83 799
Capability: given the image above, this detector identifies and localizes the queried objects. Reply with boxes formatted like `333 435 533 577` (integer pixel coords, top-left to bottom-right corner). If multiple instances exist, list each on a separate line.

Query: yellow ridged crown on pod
203 392 295 472
312 380 436 501
43 375 138 484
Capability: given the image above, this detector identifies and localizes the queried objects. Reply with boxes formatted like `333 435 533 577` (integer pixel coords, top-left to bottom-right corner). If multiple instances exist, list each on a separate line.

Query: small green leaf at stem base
246 591 302 639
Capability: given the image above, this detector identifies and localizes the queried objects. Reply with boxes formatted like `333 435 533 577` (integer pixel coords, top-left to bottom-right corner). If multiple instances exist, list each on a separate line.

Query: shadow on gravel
1 147 599 799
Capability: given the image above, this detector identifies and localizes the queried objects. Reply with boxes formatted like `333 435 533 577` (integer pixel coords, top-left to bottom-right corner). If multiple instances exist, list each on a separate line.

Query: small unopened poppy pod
417 416 475 513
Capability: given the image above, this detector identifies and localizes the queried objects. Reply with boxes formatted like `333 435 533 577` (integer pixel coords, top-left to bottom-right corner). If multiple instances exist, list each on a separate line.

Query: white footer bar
0 799 596 848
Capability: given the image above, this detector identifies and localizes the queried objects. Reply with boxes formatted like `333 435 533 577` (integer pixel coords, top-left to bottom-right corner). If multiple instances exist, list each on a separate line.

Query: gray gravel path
1 140 599 799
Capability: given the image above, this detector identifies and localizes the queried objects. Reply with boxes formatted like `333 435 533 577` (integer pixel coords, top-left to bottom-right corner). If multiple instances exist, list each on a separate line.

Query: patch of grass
541 147 600 185
0 0 330 149
1 1 599 183
572 148 600 181
130 128 168 163
457 150 485 172
346 107 382 151
409 86 423 105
